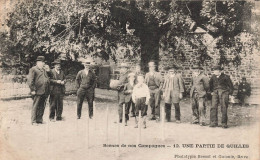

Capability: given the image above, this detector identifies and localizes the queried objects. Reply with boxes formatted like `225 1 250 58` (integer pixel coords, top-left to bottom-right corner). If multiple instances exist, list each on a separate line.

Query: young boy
123 73 135 126
132 75 150 128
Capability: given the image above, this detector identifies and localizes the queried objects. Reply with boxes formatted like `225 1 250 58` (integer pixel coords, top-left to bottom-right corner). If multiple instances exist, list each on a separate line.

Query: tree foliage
0 0 258 72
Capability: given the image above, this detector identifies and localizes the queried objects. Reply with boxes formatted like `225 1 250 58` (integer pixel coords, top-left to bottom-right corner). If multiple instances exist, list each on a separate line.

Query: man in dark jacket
49 59 66 121
237 77 251 107
27 56 50 125
76 59 96 119
116 63 130 124
209 65 234 128
190 65 209 126
145 61 163 121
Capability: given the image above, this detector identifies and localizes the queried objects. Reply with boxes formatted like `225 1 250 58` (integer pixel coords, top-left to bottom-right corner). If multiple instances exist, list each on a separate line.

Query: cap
52 59 61 65
119 62 129 68
36 56 45 62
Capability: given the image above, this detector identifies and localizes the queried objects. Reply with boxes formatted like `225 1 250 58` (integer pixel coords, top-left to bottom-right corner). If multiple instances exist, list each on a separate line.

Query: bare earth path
0 95 259 160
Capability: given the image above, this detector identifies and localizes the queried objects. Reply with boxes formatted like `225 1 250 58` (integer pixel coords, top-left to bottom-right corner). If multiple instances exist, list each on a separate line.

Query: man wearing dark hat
76 59 97 119
237 77 251 107
209 65 234 128
190 65 209 126
162 65 184 123
145 61 163 121
28 56 50 125
49 59 66 121
116 62 130 124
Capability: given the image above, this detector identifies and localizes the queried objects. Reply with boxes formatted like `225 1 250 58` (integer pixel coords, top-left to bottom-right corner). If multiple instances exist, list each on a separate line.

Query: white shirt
55 68 60 74
84 69 89 76
132 83 150 100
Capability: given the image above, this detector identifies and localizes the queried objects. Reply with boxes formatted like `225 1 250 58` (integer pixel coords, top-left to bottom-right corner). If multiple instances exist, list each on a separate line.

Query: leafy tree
1 0 258 72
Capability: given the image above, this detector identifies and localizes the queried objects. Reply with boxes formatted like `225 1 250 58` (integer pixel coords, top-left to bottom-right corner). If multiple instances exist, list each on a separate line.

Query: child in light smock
132 75 150 128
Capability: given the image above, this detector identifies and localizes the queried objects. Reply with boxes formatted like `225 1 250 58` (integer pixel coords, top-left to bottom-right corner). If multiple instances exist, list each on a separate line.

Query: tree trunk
140 34 160 72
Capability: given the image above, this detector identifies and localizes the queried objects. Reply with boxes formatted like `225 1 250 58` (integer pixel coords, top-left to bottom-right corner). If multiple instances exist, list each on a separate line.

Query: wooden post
161 104 165 141
137 110 141 145
93 101 96 130
116 115 120 157
86 104 89 149
106 105 109 143
122 104 125 136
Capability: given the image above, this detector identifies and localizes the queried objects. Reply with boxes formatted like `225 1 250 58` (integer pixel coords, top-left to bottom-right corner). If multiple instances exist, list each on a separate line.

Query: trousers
191 93 206 124
49 94 64 120
210 90 229 125
77 89 94 118
150 91 161 118
165 103 180 121
31 95 48 123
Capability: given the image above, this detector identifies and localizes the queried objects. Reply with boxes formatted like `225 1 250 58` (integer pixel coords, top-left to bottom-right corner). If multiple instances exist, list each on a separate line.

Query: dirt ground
0 95 259 160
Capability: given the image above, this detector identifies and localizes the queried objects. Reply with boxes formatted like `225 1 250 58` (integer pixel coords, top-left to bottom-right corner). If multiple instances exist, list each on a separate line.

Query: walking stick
45 96 50 143
106 105 109 143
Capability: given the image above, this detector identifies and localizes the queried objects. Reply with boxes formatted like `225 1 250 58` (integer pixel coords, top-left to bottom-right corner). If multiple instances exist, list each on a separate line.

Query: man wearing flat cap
28 56 50 125
209 65 234 128
190 65 209 126
116 62 130 124
162 65 184 123
145 61 163 121
76 59 97 119
49 59 66 121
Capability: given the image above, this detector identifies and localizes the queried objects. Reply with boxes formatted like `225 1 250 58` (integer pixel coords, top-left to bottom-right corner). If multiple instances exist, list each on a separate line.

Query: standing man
49 59 66 121
116 63 130 124
76 59 97 119
209 65 234 128
237 77 251 107
190 65 209 126
28 56 50 125
162 66 184 123
145 61 163 121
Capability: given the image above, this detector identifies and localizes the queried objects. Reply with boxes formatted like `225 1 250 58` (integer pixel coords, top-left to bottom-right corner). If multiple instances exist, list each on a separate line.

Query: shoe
176 120 181 124
143 125 146 129
50 119 55 122
131 114 135 117
200 122 206 126
149 117 156 120
89 116 93 119
192 121 199 124
32 122 38 126
77 116 81 119
222 124 228 128
56 117 62 121
209 124 218 127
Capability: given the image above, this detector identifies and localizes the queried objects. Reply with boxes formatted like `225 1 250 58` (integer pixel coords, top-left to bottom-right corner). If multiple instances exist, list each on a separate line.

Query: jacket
162 73 184 103
75 70 96 91
190 73 209 98
209 73 234 95
123 82 134 102
27 66 50 95
49 69 66 95
144 72 163 91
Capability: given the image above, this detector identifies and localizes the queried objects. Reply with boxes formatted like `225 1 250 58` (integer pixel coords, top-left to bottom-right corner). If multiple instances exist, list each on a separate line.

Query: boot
143 116 147 129
134 117 138 128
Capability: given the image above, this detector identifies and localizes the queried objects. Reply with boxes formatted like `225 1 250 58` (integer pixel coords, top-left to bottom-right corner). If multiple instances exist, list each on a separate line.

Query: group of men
116 61 234 128
28 56 96 125
28 55 235 129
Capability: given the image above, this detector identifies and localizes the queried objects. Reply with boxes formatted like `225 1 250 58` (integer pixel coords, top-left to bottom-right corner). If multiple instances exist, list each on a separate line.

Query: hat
52 59 61 65
81 59 92 65
165 65 178 71
128 72 135 78
212 65 223 71
119 62 129 68
192 64 203 70
36 56 45 62
148 61 156 67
